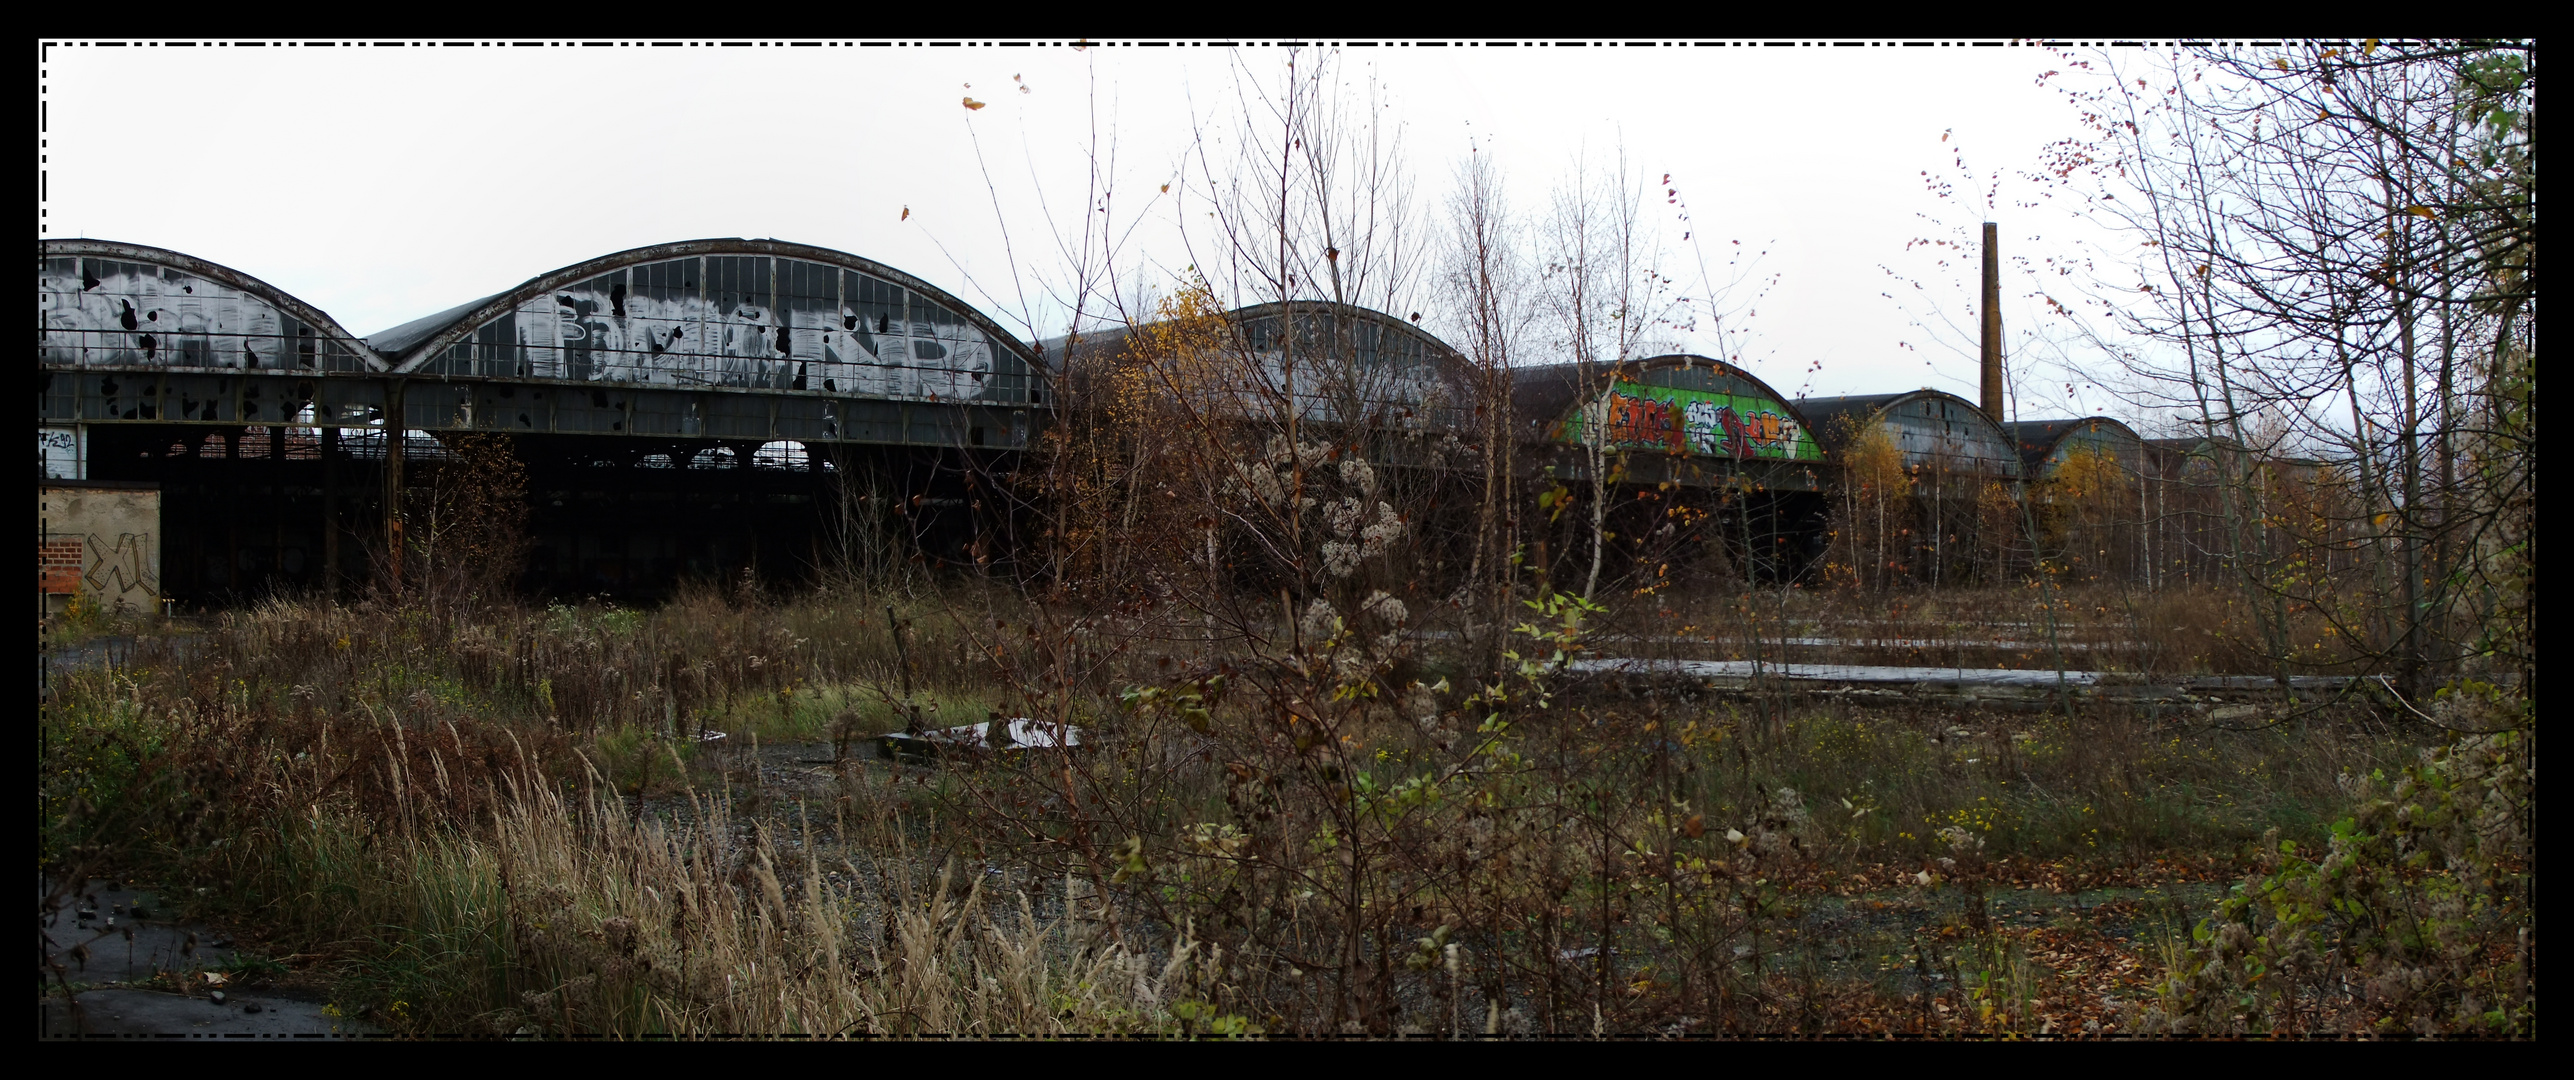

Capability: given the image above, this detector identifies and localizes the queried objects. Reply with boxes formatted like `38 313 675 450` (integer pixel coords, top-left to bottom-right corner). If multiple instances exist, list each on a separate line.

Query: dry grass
37 581 2441 1037
40 663 1221 1036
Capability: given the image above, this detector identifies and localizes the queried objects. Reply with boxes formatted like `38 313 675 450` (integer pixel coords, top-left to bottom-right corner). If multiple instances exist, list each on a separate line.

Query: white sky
42 41 2146 420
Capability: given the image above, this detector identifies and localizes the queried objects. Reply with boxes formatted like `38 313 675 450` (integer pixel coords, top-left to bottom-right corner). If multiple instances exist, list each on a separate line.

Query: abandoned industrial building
40 235 2240 611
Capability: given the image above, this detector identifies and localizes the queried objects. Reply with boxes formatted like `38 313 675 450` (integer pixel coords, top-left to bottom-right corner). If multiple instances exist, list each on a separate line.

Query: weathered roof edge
1041 299 1468 370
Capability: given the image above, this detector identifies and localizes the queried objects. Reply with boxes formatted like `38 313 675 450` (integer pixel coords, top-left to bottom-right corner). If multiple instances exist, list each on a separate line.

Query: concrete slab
1567 657 2111 688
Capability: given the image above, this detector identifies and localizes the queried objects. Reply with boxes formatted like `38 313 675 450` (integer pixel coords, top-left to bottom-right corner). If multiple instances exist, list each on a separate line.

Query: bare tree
1437 143 1536 657
1535 146 1682 601
2033 42 2533 698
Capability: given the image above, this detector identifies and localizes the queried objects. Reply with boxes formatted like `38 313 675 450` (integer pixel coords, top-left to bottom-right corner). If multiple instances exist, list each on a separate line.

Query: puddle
38 878 380 1039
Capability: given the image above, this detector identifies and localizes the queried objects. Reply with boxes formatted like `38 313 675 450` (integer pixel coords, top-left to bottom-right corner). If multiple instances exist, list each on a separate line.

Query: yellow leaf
962 96 986 111
2403 205 2438 219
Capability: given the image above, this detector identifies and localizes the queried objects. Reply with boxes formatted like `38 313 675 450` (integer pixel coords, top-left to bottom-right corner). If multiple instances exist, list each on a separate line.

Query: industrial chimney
1980 222 2004 422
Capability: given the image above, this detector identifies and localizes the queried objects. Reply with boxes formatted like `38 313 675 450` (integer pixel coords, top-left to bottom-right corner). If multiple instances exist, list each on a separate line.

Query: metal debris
877 717 1081 762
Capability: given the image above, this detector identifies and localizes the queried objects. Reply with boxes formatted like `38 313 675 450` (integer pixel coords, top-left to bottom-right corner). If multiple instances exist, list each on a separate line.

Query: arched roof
1793 389 2021 478
2003 416 2146 475
1517 354 1822 462
368 238 1042 406
1045 300 1466 369
1042 299 1475 427
1222 300 1468 364
41 239 385 372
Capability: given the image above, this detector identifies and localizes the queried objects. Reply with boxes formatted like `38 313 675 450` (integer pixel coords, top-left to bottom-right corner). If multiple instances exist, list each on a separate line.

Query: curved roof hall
1513 354 1822 462
2003 416 2147 476
1046 300 1466 368
41 239 385 373
1793 389 2021 478
1043 299 1476 428
367 238 1043 407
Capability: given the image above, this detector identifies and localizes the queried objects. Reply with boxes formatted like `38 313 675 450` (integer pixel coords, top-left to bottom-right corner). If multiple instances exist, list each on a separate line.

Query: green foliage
587 726 691 796
2152 690 2533 1035
2455 49 2532 144
39 671 182 868
1504 588 1607 677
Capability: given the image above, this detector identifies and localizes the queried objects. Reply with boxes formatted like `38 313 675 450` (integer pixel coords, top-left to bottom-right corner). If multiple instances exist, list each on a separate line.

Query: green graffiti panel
1555 380 1822 461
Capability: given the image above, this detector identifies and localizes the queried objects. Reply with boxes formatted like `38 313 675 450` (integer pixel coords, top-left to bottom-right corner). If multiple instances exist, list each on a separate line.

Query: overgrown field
39 583 2531 1036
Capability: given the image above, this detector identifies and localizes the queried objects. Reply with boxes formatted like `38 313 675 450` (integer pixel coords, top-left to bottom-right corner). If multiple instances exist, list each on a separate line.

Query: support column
323 423 341 598
271 420 287 596
225 427 243 598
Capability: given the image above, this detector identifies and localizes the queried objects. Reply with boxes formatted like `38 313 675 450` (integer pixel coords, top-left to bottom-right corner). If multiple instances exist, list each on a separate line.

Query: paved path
1565 657 2357 691
39 878 380 1039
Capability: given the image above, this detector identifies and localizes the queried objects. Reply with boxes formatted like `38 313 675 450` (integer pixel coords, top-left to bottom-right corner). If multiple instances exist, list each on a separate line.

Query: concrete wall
38 483 161 616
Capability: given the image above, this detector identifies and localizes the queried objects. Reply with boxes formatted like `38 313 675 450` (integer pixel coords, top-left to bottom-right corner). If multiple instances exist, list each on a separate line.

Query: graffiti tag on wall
1559 381 1820 461
35 532 157 607
85 533 159 600
38 428 82 481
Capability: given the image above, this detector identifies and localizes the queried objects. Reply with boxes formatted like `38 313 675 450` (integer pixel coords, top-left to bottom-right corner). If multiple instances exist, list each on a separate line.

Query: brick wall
40 538 83 595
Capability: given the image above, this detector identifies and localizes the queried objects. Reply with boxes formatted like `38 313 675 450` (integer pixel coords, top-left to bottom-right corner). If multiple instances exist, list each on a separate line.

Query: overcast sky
42 41 2144 418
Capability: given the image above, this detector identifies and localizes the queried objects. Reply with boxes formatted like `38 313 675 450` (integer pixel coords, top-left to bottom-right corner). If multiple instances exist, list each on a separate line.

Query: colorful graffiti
1561 381 1820 461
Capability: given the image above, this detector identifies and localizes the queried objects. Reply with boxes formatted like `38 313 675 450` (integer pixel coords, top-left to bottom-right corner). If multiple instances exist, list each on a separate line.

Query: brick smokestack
1980 222 2004 422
